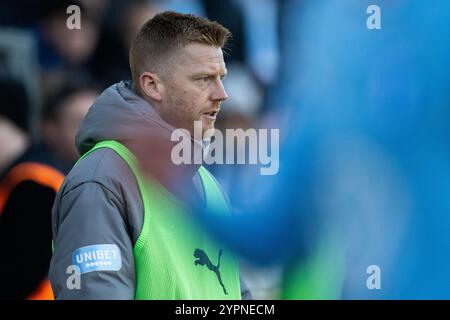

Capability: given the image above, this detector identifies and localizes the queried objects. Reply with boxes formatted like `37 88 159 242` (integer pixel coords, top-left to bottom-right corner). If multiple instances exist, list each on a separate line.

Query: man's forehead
177 43 226 72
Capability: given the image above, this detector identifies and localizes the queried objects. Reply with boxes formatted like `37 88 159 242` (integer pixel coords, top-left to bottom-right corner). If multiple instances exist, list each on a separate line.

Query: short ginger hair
129 11 231 86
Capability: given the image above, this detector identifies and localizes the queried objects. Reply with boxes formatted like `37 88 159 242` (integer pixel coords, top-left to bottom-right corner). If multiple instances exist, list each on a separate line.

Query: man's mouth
202 110 219 121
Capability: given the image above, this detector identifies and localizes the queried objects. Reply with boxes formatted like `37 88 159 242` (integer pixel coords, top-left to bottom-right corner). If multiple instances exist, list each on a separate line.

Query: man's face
158 43 228 138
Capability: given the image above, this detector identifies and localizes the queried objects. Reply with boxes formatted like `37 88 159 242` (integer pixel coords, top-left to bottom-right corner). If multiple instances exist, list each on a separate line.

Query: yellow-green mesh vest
80 140 241 300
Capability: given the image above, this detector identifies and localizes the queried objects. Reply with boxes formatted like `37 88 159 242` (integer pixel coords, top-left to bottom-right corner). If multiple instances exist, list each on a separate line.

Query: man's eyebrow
191 69 227 77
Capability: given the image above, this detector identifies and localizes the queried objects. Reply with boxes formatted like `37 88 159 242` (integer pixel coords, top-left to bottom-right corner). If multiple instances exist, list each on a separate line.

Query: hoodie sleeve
49 148 144 300
49 181 136 299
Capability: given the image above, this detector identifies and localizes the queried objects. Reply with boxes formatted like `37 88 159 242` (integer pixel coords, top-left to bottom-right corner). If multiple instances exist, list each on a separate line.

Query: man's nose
211 79 229 101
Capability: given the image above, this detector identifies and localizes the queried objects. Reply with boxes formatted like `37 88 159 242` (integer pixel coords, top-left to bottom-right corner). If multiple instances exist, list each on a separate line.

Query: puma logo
194 248 228 295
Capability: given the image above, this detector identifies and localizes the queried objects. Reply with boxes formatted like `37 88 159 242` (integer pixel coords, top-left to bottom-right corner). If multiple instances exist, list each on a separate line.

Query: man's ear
140 72 163 101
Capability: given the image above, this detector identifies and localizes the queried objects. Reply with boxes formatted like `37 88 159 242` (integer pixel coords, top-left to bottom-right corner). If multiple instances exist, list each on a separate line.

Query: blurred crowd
1 0 450 300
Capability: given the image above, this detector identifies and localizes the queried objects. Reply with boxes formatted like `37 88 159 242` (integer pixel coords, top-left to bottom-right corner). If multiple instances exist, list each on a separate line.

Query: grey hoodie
49 81 252 299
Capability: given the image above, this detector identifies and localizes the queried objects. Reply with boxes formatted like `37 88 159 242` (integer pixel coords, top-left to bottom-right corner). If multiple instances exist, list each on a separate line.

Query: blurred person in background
90 0 159 85
35 0 100 95
0 80 30 176
0 78 96 299
38 78 98 171
192 0 450 299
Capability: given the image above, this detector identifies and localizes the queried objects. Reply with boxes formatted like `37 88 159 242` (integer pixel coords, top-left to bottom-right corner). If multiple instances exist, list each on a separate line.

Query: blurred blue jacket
195 0 450 299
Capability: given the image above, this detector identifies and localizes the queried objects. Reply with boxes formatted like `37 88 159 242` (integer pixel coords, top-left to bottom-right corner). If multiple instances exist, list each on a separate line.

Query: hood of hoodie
75 81 202 185
76 81 176 155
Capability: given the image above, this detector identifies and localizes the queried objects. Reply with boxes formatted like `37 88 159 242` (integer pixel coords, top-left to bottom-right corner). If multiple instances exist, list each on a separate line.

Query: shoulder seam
62 180 124 207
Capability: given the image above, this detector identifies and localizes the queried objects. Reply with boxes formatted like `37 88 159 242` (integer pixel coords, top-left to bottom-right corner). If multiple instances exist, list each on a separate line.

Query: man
0 79 96 299
50 11 251 299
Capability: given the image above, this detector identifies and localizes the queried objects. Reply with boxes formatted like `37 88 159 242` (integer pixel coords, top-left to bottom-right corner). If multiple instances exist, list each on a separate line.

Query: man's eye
198 77 211 83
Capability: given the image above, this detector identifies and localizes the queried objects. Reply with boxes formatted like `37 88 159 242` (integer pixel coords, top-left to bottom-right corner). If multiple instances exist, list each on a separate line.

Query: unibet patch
72 244 121 274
